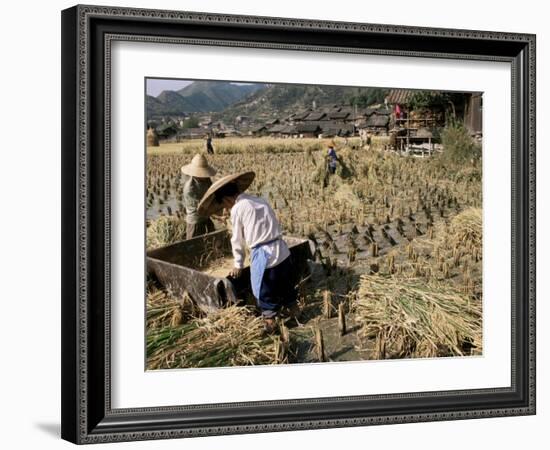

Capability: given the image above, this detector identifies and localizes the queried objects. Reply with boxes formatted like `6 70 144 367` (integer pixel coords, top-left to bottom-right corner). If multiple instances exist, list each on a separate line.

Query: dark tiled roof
366 115 390 127
320 122 353 136
281 125 297 134
347 108 371 120
320 121 341 131
268 124 287 133
304 111 327 121
297 123 322 133
293 110 312 120
328 111 350 120
322 128 341 137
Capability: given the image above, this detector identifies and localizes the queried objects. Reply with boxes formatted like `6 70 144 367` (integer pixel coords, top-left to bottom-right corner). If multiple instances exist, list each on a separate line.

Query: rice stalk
147 305 278 369
354 274 482 359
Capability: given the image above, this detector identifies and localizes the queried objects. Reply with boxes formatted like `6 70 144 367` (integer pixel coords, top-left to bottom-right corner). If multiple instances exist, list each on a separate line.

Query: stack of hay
146 289 200 330
354 274 482 359
446 207 482 255
147 305 279 369
147 127 159 147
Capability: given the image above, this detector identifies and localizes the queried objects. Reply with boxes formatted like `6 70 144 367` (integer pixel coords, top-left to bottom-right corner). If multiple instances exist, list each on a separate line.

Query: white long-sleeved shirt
230 193 290 269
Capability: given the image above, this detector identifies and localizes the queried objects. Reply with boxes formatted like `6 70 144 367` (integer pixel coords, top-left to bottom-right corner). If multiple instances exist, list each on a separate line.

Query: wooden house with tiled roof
296 122 322 137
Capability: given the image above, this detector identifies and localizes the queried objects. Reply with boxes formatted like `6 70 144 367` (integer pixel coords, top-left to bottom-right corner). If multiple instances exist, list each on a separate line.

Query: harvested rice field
146 136 483 369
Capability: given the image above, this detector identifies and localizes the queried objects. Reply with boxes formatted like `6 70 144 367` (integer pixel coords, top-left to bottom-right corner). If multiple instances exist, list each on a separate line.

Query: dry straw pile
446 207 482 253
147 303 278 369
146 289 200 330
354 274 482 359
146 216 187 249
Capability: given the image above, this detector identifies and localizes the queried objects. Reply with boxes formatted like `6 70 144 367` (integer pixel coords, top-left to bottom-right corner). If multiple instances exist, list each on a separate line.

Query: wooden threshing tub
146 230 312 313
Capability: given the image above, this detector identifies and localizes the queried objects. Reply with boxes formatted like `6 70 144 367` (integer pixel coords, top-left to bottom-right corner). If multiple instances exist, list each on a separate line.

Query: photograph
145 78 484 370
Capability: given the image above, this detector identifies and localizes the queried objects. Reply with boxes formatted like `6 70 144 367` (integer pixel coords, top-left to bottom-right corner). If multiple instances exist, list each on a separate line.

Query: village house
252 124 269 137
303 110 328 122
176 128 209 140
280 125 298 138
384 89 442 153
267 123 288 137
237 126 254 137
327 110 350 121
290 109 312 124
216 127 240 138
296 122 322 138
363 114 390 135
266 118 280 127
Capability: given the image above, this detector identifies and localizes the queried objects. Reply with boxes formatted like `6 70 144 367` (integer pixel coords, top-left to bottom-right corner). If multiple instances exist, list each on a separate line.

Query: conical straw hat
198 171 255 217
181 153 217 178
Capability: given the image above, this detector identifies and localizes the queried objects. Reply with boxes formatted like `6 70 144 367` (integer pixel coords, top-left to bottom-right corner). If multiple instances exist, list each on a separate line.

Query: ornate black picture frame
61 4 536 444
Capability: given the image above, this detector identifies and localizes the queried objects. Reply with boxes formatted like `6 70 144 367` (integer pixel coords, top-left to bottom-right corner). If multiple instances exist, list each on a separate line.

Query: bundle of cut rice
447 208 482 252
354 274 482 359
147 306 278 369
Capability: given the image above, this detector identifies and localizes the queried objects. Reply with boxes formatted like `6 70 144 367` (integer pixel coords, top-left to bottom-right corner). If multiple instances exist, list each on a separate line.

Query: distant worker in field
205 134 214 154
181 154 217 240
359 129 372 150
326 141 338 175
198 171 300 334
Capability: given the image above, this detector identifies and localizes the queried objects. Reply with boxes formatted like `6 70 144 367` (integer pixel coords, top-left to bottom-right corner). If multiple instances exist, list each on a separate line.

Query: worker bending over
198 171 299 333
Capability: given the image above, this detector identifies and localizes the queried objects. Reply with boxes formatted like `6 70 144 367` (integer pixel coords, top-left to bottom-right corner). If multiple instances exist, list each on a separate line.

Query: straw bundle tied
446 208 482 251
147 305 278 369
355 275 482 359
147 127 159 147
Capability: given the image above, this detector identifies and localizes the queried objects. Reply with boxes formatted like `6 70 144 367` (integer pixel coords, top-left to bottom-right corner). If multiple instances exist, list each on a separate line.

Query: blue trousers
257 256 298 318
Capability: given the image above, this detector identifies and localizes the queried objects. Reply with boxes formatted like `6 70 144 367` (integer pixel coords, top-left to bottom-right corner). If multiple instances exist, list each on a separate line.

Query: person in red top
395 103 402 119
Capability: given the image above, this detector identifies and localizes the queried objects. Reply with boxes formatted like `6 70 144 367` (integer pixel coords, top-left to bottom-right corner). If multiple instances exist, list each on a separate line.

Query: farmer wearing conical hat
198 172 300 333
181 154 217 240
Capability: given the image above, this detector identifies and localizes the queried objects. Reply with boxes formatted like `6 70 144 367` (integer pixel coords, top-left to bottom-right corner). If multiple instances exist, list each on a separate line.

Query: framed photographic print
61 4 536 444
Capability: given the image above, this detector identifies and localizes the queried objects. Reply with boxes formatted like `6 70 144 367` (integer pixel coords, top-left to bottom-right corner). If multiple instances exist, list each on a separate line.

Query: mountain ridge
146 81 265 116
214 83 389 123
